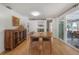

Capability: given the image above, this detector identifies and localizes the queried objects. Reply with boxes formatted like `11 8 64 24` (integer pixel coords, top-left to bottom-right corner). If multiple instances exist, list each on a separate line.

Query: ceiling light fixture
31 11 40 16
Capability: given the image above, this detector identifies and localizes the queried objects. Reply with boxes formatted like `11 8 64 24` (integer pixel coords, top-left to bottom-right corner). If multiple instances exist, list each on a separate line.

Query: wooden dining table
29 32 52 55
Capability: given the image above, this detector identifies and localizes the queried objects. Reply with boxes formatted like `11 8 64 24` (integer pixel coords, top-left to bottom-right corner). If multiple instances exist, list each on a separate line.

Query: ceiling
3 3 76 19
67 10 79 21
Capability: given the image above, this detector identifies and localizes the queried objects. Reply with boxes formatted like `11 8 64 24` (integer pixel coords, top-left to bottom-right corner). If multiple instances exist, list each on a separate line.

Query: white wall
29 20 47 32
52 18 59 38
0 4 28 53
20 17 29 30
29 20 38 32
37 20 47 32
49 22 53 32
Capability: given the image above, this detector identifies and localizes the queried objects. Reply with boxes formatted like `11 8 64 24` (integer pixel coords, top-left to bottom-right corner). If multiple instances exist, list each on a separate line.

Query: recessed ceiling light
31 11 40 16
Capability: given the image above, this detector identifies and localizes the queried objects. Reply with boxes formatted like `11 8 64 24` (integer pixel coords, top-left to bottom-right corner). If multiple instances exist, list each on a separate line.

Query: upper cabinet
12 16 20 26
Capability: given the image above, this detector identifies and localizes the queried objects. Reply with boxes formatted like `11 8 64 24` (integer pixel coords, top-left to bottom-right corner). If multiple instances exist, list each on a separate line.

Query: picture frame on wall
12 16 20 26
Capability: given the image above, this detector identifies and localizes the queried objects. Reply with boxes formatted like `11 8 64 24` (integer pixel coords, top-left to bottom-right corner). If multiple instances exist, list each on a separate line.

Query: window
38 29 44 32
72 22 77 31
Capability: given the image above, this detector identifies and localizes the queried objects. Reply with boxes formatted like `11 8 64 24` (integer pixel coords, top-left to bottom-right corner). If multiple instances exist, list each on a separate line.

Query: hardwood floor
51 38 79 55
30 40 51 55
1 35 79 55
1 36 31 55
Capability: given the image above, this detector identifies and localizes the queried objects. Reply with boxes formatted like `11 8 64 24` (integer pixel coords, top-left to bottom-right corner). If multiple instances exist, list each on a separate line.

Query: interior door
59 21 64 40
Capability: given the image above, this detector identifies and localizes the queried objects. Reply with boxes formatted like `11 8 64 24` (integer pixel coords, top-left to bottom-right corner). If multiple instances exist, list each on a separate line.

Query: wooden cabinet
4 29 26 51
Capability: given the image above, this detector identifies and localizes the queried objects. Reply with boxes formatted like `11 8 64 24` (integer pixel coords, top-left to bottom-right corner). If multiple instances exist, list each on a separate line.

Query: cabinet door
5 31 14 50
14 32 18 46
19 32 21 41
